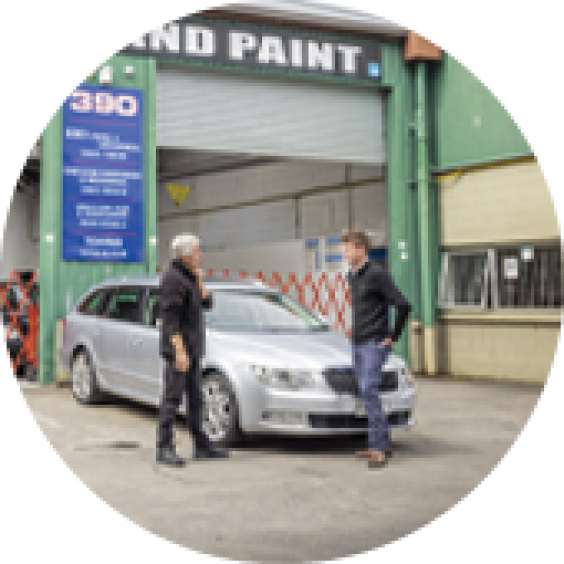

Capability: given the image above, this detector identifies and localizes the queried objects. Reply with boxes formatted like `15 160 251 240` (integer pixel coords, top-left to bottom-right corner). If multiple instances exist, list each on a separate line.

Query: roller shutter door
156 67 386 165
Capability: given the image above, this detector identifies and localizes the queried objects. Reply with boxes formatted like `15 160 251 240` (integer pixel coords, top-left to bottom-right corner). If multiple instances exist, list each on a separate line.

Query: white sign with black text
124 18 382 81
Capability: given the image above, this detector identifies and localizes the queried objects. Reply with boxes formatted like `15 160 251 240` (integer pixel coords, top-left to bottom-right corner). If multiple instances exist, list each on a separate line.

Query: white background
0 1 562 562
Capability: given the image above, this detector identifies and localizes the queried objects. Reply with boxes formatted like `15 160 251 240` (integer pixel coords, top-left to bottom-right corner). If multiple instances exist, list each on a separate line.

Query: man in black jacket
157 233 229 467
342 230 412 469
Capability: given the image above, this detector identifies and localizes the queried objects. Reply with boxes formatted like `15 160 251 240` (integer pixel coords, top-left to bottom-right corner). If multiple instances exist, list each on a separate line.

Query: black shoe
156 445 186 467
193 444 230 460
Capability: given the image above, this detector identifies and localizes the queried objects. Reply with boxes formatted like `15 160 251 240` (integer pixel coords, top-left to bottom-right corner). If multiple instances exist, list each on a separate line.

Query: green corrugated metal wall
432 53 531 171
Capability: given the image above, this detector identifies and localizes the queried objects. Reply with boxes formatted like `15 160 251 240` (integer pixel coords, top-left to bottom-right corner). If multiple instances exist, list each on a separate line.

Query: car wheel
202 372 243 447
72 351 103 405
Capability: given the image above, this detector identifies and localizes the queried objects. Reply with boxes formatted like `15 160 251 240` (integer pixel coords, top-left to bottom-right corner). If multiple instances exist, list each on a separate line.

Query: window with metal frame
439 245 562 310
495 246 562 309
438 250 492 309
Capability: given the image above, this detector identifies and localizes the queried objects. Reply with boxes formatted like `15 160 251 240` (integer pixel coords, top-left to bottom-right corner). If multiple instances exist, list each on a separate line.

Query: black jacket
347 260 412 345
159 260 213 360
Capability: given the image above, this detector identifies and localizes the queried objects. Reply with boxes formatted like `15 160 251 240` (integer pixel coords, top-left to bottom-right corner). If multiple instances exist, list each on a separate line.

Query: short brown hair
341 230 371 252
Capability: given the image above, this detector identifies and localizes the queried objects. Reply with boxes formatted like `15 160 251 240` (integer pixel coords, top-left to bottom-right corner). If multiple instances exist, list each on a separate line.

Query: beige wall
419 313 561 384
434 159 562 383
440 160 560 247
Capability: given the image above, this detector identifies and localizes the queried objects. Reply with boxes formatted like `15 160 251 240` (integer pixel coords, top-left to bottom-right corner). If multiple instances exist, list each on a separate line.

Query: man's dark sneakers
193 444 230 460
156 445 186 467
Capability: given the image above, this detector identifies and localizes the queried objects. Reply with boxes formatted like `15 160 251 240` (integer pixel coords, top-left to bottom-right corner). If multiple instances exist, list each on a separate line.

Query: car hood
206 329 405 372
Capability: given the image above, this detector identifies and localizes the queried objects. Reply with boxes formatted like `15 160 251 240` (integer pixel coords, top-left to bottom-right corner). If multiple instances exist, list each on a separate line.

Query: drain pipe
415 61 437 375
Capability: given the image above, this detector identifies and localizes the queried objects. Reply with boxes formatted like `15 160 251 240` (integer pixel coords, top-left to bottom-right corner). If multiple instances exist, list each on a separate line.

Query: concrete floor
22 378 542 562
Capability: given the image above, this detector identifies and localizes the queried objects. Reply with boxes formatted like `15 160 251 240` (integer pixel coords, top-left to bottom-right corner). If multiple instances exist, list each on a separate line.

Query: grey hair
170 233 200 261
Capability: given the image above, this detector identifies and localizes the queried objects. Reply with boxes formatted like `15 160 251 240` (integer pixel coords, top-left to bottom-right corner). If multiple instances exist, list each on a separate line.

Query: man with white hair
157 233 229 467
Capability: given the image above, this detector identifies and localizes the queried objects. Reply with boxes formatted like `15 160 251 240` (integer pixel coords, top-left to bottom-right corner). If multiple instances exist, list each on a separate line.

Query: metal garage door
156 67 386 165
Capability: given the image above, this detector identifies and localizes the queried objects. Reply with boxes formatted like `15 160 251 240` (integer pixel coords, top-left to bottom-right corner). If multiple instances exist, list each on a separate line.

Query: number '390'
70 90 138 117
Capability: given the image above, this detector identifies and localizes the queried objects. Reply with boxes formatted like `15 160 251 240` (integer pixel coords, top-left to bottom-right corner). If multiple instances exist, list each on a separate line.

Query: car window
143 290 160 327
104 288 143 324
78 289 108 316
205 290 329 332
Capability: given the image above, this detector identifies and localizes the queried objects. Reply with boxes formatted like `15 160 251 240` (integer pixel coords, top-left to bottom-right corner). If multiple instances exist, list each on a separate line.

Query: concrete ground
21 378 542 562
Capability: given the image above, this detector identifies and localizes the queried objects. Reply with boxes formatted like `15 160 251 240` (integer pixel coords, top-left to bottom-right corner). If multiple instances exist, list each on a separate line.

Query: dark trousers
157 357 211 450
353 340 391 452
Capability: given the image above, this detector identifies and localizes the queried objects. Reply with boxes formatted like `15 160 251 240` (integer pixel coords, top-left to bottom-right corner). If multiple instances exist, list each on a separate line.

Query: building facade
4 3 560 385
428 54 561 383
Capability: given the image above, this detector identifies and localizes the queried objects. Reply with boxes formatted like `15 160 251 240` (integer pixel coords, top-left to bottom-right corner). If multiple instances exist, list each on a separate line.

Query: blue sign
62 84 144 262
367 62 380 78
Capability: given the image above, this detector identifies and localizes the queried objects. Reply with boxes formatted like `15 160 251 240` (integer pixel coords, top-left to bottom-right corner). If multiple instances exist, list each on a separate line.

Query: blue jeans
353 340 391 452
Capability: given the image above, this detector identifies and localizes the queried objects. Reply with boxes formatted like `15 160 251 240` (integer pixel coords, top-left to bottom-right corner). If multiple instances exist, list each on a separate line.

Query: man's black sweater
347 260 412 345
159 260 213 360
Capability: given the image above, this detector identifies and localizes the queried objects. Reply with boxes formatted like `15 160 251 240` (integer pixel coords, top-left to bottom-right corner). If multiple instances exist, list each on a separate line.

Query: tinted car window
143 290 160 327
104 288 143 324
78 289 108 316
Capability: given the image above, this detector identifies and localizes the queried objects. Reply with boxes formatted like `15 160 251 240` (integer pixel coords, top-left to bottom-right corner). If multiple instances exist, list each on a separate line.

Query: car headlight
399 367 415 388
250 365 315 390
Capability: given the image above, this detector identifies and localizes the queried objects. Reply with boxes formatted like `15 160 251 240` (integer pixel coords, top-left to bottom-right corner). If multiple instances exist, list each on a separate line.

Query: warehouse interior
156 148 388 278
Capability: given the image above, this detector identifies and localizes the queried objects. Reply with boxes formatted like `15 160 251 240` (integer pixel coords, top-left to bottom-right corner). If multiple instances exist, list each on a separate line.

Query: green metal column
39 112 62 385
145 57 158 274
415 62 438 374
382 45 418 363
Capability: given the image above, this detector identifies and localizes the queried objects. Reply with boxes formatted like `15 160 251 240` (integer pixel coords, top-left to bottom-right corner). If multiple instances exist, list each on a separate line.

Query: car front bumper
240 381 417 436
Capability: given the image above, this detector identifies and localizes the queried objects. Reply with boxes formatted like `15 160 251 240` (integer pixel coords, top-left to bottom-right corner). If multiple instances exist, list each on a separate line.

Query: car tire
72 350 104 405
201 371 243 447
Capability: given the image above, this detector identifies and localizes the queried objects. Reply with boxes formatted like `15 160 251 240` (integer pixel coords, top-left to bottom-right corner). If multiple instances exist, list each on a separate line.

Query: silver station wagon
60 276 417 445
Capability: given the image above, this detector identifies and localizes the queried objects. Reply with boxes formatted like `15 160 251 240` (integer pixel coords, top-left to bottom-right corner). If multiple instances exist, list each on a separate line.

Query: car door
97 286 144 394
70 288 111 377
125 288 163 404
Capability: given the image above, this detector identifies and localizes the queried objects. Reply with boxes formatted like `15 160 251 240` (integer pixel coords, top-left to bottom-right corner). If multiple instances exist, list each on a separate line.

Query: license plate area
355 396 395 416
355 398 366 417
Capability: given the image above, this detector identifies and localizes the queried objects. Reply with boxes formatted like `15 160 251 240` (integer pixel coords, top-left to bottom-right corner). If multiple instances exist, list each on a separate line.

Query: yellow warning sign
166 183 191 207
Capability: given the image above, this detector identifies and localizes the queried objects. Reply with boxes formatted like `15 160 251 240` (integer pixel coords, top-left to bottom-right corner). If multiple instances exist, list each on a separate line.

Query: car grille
308 410 411 430
309 414 368 429
323 367 398 395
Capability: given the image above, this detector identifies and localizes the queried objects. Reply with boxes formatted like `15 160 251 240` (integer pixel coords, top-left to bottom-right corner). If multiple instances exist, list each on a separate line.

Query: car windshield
205 290 330 333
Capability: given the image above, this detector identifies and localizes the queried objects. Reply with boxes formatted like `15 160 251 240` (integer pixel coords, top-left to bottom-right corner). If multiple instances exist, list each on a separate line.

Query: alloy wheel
203 379 232 441
72 354 92 401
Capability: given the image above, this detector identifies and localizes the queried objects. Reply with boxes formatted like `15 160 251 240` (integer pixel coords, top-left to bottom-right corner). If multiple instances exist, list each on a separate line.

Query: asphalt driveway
21 377 542 561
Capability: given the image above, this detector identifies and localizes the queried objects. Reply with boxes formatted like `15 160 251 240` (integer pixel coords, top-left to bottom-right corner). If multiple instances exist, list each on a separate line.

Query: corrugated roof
205 0 407 38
